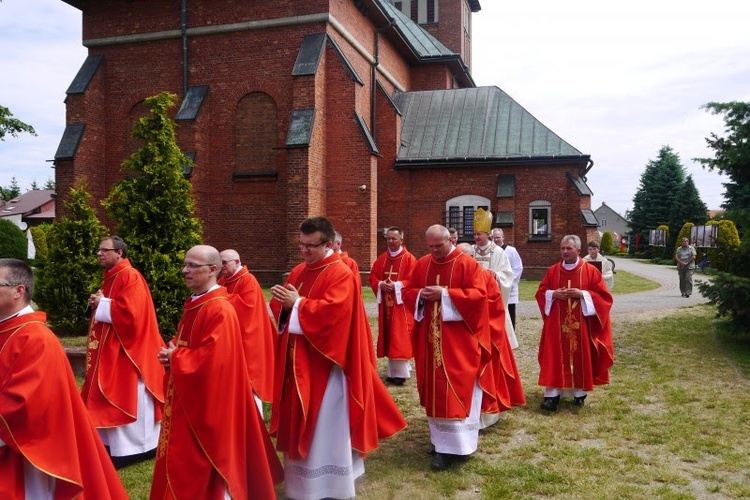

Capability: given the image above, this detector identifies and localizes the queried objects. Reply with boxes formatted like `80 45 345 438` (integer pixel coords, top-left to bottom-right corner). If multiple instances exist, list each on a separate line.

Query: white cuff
288 298 304 335
94 298 112 323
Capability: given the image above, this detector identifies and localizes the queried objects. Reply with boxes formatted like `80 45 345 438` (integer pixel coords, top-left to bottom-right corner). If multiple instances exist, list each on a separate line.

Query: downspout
582 158 594 181
181 0 188 94
372 21 394 139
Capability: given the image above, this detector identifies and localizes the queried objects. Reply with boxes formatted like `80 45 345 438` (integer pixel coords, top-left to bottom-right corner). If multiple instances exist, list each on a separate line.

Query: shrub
34 186 107 335
698 272 750 328
600 231 616 254
29 224 49 264
103 91 202 339
0 218 27 260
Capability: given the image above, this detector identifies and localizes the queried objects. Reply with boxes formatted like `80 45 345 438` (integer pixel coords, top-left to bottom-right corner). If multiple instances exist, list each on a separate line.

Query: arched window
236 92 278 176
445 195 490 241
529 200 551 240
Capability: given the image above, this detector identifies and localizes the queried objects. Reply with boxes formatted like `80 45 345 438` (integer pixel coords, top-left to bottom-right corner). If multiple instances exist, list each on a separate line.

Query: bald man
151 245 282 499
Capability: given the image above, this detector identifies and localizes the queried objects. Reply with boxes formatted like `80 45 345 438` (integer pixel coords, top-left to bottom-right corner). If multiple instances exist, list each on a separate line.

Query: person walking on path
675 237 697 298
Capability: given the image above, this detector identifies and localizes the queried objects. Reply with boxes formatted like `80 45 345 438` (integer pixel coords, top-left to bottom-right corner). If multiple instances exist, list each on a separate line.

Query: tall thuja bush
103 91 202 339
0 218 26 260
35 185 107 335
600 231 616 254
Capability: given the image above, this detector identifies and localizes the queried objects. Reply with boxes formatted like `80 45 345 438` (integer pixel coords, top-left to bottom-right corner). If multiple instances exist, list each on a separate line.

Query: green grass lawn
64 272 750 497
518 270 660 302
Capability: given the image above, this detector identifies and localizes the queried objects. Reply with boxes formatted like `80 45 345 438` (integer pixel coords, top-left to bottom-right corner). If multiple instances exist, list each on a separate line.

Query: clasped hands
420 285 443 302
270 283 300 310
552 287 583 300
88 289 104 309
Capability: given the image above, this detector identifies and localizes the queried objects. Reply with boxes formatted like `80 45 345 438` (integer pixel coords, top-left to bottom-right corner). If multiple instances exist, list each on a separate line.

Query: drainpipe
181 0 188 94
582 158 594 181
372 21 394 139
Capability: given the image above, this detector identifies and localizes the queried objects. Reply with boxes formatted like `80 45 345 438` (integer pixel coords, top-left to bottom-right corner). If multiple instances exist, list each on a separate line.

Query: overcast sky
2 0 749 216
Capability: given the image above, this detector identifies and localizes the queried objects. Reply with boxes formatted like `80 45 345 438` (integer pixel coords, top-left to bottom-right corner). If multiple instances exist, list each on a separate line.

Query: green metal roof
376 0 455 59
392 86 588 167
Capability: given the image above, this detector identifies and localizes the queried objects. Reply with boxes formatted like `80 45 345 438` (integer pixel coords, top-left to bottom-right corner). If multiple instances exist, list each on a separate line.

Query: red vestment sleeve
0 313 128 499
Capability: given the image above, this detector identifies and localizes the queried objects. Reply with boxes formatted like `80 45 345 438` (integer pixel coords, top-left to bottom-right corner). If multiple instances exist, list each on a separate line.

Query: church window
496 174 515 198
235 92 278 177
445 194 490 241
529 200 551 240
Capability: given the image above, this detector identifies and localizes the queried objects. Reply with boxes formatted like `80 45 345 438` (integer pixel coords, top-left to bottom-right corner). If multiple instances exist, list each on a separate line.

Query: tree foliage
103 91 202 338
695 101 750 212
600 231 615 254
34 185 107 335
0 104 36 142
28 224 49 263
668 175 707 233
0 176 21 201
693 101 750 330
628 146 687 239
629 146 710 258
0 218 27 260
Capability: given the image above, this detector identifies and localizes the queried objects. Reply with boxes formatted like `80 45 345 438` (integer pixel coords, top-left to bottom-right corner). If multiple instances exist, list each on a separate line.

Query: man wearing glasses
270 216 406 500
82 235 165 467
0 258 129 498
151 245 282 498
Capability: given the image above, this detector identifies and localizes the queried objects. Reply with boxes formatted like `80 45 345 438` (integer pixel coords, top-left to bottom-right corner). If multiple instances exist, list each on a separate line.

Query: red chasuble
0 312 129 499
81 258 165 427
270 252 406 460
482 270 526 412
536 259 615 391
340 251 362 288
218 266 276 403
402 248 494 419
150 288 282 500
368 247 417 360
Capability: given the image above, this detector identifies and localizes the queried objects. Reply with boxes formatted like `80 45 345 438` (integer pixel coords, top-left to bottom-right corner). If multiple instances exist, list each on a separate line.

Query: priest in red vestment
458 243 526 428
334 230 362 288
270 217 406 500
219 249 276 414
0 258 129 499
536 234 614 411
402 225 494 472
150 246 282 499
368 226 417 386
82 236 165 464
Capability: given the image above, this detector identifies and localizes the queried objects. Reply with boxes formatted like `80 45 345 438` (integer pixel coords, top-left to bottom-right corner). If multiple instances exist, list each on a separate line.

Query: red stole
82 258 165 427
218 266 277 402
403 248 493 419
270 252 406 460
150 289 282 500
536 259 614 391
368 248 417 359
0 312 129 499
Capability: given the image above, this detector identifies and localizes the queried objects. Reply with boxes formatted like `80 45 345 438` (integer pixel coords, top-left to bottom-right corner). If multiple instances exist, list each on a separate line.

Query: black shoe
430 452 453 471
391 377 406 386
540 396 560 411
573 395 587 407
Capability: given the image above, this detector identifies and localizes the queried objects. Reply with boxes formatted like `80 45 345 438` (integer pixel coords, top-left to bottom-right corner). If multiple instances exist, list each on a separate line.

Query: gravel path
516 256 711 318
365 257 711 319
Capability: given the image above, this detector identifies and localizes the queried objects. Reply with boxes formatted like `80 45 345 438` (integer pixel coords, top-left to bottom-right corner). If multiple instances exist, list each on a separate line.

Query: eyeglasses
96 248 118 254
183 262 212 269
0 282 20 287
297 242 326 251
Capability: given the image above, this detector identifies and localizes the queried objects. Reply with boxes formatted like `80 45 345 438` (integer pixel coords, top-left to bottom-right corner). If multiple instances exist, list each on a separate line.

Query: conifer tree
103 91 202 337
668 174 708 233
34 185 107 335
628 145 686 253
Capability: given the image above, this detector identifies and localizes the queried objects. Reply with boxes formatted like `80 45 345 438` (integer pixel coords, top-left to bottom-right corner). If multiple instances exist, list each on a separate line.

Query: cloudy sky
2 0 749 216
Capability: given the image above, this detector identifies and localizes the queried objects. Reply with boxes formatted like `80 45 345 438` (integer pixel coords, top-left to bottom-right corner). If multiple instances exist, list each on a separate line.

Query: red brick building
55 0 598 280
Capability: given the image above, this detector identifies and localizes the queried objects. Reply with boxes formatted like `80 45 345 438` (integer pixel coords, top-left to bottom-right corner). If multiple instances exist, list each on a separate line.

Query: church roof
376 0 455 59
372 0 474 87
392 86 589 168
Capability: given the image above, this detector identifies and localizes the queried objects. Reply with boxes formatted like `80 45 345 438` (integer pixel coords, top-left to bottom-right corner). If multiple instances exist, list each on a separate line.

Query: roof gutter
395 154 592 170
